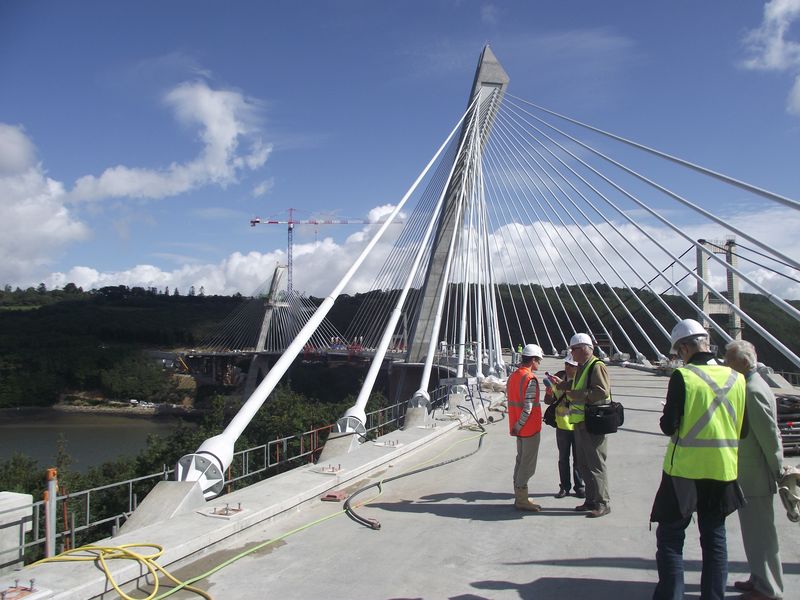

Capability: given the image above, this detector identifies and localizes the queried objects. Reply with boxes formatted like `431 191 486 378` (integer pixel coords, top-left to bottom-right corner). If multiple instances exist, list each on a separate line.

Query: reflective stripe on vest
568 356 604 424
663 364 745 481
553 389 573 430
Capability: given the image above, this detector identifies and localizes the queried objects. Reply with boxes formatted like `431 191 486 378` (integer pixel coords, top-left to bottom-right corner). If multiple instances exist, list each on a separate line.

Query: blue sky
1 1 799 297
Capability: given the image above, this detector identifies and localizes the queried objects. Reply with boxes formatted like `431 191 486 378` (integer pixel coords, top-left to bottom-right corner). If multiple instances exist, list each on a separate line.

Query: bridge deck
12 359 799 598
160 359 800 599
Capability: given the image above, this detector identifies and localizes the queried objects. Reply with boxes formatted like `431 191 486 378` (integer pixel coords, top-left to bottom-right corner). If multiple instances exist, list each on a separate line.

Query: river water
0 409 186 472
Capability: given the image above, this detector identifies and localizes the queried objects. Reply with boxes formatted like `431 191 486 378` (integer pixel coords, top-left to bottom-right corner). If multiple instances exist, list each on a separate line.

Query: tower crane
250 208 403 294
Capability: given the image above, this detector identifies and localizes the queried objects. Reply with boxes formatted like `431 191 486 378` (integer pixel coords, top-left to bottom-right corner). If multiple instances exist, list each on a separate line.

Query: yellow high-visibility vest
568 357 605 425
663 364 745 481
553 388 574 431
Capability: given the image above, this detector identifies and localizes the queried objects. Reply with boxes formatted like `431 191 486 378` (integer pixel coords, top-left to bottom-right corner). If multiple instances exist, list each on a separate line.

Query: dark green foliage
98 353 181 403
0 454 44 494
0 288 243 408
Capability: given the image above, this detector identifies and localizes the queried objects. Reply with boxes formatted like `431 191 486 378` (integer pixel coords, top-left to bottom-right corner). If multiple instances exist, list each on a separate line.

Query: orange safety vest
507 366 542 437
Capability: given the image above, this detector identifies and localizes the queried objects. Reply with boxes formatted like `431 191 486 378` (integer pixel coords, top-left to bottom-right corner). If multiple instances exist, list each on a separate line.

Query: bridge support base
120 481 205 534
403 405 429 429
317 430 362 462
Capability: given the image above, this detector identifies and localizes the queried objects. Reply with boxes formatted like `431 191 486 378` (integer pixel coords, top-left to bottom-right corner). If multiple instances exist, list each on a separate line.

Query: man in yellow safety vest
550 333 612 518
651 319 746 600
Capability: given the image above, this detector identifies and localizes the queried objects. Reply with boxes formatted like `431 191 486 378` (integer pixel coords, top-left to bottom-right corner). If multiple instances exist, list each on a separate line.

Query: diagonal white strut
176 109 472 498
332 98 481 433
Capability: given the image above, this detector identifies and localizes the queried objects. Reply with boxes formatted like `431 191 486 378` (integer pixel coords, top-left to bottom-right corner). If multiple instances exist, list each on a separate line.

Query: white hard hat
670 319 708 353
569 333 593 348
564 352 578 367
521 343 543 358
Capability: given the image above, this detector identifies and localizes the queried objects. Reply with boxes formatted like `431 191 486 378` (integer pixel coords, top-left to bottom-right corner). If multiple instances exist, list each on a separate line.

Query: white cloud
742 0 800 114
71 80 271 201
486 206 800 301
0 124 37 174
252 178 274 197
0 124 89 285
742 0 800 70
39 203 800 304
41 209 407 296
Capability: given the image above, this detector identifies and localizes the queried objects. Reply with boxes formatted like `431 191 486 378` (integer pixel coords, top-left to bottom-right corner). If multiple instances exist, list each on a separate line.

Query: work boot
514 486 541 512
587 503 611 518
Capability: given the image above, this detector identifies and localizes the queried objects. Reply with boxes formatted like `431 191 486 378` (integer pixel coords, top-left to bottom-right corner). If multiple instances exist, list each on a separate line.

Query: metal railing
0 466 173 567
776 370 800 387
224 400 406 488
1 400 408 566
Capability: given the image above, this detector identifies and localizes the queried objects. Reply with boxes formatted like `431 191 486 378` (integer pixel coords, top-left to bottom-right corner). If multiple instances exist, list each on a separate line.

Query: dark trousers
555 428 583 492
653 510 727 600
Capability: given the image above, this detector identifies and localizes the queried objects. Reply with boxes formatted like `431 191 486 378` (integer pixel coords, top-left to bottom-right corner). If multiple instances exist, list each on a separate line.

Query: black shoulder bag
543 395 560 428
582 361 624 434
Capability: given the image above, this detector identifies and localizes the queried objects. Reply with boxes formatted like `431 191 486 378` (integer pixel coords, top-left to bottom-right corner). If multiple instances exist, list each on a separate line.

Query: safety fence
0 399 410 568
777 370 800 388
778 393 800 456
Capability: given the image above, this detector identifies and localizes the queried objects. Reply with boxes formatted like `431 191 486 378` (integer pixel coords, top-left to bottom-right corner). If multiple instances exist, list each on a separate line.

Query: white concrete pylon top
469 44 510 99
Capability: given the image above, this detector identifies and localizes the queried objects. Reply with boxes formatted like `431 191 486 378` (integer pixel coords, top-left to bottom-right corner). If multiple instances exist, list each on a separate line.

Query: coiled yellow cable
32 543 211 600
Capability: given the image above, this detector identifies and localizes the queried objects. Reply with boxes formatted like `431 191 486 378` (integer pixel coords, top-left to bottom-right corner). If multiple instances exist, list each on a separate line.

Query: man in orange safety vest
507 343 544 511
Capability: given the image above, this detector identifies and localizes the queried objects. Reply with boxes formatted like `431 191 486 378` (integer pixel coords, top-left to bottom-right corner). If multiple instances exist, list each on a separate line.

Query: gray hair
681 334 710 355
726 340 757 371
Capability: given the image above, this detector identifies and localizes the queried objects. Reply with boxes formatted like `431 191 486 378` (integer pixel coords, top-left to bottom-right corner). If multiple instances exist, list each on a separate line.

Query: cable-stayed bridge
171 46 800 499
9 45 800 599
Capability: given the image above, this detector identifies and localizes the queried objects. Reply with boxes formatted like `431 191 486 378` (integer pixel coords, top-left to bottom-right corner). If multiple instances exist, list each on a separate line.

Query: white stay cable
491 118 636 356
417 187 465 392
494 112 663 358
483 185 542 342
349 100 482 415
484 142 598 344
486 205 537 347
213 105 473 449
417 108 485 391
488 189 570 352
473 180 486 376
508 113 679 339
503 104 733 343
506 99 800 319
456 125 481 379
498 106 689 331
506 95 800 215
484 190 554 351
478 177 504 368
502 104 800 369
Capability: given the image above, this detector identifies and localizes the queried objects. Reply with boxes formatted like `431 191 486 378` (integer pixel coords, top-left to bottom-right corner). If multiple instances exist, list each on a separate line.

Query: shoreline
0 403 203 419
53 403 158 416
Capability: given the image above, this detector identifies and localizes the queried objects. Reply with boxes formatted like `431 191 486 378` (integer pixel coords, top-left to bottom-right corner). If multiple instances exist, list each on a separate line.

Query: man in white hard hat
544 352 585 499
725 340 784 600
550 332 613 518
651 318 746 600
506 343 545 511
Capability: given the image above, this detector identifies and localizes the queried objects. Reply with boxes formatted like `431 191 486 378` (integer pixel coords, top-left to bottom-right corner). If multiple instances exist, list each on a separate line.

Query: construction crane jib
250 208 402 294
